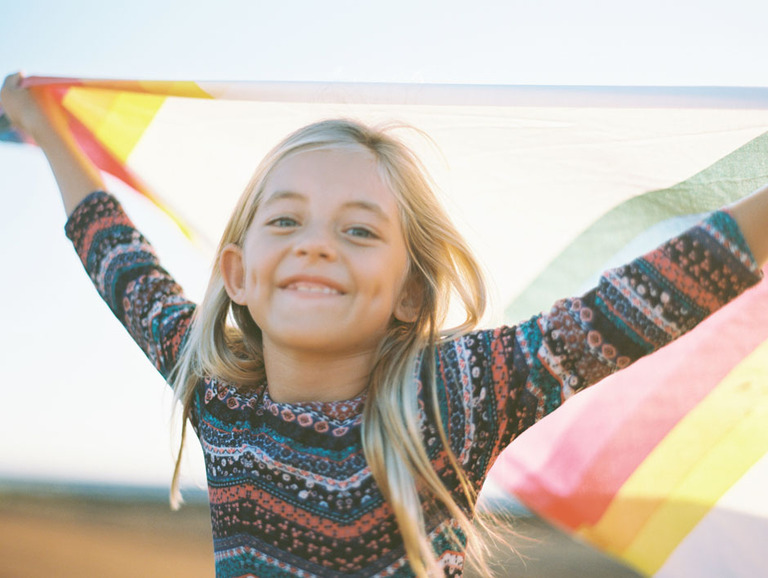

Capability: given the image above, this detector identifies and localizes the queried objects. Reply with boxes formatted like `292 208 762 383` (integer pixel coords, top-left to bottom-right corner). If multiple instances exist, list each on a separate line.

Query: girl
3 71 768 577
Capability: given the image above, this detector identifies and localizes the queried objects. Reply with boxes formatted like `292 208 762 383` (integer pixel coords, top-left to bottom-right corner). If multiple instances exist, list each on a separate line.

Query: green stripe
504 130 768 323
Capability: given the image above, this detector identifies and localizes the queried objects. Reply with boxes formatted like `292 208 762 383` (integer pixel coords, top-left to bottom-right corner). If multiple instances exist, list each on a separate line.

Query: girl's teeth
289 283 340 294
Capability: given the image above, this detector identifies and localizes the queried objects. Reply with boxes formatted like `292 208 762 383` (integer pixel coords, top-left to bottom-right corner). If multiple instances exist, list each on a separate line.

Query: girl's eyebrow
342 200 391 223
261 190 306 206
263 190 391 222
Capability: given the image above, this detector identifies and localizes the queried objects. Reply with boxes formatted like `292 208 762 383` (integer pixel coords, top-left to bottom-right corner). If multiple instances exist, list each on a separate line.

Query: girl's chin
262 327 384 357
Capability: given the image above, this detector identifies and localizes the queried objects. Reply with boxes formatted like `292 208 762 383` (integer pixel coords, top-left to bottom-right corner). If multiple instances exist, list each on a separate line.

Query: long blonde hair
171 119 488 576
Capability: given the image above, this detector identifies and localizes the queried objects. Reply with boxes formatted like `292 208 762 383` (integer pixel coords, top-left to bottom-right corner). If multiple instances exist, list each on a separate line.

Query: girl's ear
220 244 248 305
394 276 423 323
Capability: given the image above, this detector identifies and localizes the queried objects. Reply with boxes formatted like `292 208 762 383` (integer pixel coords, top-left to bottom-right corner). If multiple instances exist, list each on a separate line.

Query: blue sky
1 0 768 489
3 0 767 86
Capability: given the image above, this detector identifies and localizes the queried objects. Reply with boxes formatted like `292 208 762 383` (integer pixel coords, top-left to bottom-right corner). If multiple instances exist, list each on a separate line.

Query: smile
283 281 343 295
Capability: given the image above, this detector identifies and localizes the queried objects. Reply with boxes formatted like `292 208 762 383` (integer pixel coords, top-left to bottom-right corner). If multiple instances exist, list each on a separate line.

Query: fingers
0 71 47 136
1 72 25 109
1 71 23 94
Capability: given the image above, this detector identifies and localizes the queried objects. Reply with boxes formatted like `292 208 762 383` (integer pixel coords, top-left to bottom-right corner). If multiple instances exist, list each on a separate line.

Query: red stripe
48 89 153 198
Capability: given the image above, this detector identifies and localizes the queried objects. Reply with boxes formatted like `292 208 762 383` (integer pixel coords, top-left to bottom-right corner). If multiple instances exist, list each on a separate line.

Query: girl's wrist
16 90 67 143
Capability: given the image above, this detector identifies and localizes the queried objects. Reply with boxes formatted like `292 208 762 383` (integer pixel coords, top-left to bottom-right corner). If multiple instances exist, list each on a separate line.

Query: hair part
170 118 491 576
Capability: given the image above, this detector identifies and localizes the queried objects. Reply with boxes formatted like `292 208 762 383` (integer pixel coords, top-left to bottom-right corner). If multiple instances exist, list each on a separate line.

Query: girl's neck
262 340 375 403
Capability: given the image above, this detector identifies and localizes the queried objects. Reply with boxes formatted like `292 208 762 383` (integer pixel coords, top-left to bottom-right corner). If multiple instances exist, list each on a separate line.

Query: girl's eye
268 216 298 228
345 226 377 239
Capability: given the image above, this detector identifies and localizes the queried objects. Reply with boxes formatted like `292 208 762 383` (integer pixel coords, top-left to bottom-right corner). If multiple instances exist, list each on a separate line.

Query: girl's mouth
284 281 342 295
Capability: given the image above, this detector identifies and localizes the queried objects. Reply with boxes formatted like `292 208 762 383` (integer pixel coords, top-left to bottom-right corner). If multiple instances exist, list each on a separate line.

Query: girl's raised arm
2 72 195 381
1 72 103 215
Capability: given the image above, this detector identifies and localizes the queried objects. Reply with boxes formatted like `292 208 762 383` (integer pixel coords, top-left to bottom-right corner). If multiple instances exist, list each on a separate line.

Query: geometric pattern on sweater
65 192 762 577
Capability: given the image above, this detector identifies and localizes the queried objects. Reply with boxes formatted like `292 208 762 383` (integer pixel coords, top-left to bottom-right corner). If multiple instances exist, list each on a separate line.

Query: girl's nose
293 227 337 260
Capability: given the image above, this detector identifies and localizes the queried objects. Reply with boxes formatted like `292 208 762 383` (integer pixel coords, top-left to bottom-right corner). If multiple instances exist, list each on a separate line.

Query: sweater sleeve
65 191 196 382
529 210 762 410
434 210 763 479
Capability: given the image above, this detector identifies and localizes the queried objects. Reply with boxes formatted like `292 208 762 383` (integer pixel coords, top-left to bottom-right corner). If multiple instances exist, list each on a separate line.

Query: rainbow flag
3 77 768 576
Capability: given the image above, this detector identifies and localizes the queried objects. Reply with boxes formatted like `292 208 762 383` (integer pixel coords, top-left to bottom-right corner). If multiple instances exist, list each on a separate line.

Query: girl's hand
1 71 104 214
0 72 58 139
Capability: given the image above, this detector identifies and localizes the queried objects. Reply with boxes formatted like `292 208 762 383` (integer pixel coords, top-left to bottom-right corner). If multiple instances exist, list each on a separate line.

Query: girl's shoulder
433 324 528 393
436 324 522 359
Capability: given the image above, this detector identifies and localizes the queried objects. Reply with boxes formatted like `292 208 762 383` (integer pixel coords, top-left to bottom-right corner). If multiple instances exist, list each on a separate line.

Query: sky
2 0 768 490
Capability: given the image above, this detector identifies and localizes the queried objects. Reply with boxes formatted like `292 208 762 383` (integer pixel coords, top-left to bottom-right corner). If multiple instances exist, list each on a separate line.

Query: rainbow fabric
4 77 768 576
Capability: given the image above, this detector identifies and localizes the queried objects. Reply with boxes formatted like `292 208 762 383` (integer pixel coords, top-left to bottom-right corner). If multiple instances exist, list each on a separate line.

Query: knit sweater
65 191 762 577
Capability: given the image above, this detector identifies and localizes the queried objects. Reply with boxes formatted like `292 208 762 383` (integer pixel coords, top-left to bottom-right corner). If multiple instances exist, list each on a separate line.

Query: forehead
261 148 400 216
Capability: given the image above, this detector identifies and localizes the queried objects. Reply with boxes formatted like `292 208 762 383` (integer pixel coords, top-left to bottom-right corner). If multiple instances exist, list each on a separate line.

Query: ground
0 487 641 577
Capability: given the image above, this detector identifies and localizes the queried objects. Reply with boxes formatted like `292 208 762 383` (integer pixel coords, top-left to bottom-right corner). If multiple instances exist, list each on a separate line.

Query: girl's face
221 148 414 359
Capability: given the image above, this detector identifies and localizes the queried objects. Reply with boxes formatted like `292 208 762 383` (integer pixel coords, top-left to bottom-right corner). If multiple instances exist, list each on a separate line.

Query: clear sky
2 0 768 489
3 0 768 86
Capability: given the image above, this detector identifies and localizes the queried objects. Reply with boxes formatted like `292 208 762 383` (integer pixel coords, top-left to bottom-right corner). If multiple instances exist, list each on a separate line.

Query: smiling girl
3 71 768 577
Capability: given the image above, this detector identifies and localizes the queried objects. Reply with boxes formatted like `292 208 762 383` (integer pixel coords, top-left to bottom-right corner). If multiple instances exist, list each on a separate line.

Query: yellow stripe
577 338 768 575
62 87 166 163
625 400 768 574
136 80 213 98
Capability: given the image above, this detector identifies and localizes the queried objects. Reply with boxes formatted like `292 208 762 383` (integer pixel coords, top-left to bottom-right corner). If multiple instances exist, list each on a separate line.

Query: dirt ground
0 488 641 577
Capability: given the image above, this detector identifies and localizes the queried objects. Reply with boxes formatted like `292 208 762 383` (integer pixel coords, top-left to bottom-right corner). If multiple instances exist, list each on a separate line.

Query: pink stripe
495 267 768 529
21 76 84 88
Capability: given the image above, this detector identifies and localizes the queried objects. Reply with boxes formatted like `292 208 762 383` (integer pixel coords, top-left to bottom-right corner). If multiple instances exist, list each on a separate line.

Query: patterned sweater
65 191 762 577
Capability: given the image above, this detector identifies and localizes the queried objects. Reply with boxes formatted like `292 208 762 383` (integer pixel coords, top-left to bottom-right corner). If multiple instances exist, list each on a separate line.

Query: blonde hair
171 119 488 576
